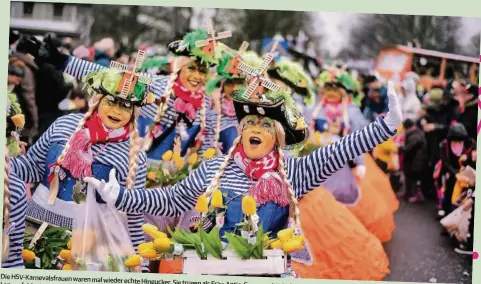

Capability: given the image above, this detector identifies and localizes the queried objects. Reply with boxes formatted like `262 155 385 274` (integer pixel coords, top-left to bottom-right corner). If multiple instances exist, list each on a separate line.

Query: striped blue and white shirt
9 114 148 270
115 117 395 217
2 171 27 268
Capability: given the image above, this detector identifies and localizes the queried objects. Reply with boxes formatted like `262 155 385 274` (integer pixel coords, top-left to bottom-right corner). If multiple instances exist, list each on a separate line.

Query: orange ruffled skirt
291 187 390 280
344 154 396 243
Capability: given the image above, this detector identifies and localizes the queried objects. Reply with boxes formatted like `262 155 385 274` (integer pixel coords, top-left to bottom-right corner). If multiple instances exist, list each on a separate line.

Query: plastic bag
440 200 472 242
71 183 139 272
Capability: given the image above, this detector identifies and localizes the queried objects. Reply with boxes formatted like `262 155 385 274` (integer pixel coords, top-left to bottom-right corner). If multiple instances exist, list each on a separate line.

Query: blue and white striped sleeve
116 160 211 217
9 119 57 184
2 174 27 268
63 56 104 81
287 116 396 198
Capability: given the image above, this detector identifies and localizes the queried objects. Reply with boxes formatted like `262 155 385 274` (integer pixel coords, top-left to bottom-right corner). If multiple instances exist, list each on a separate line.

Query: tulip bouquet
145 138 217 188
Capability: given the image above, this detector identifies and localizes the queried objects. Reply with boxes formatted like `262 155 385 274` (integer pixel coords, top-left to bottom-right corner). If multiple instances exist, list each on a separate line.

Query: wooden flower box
182 249 286 276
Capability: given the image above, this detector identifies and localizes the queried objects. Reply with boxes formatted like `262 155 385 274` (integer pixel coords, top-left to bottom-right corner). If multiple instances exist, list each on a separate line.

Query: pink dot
473 252 479 260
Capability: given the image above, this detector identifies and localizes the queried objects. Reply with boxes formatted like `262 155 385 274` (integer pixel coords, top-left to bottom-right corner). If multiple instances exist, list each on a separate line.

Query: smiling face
179 60 207 92
97 96 134 129
241 115 278 160
322 85 342 104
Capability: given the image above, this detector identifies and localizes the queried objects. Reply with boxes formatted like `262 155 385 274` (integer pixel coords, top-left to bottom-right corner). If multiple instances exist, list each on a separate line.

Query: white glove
384 81 403 132
355 165 366 179
83 169 121 206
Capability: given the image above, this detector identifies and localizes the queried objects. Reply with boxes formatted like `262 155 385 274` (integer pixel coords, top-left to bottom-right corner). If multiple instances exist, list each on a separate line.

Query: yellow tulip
293 235 306 245
11 114 25 128
62 264 72 270
263 235 269 243
151 231 168 239
314 131 322 144
203 148 216 159
270 240 283 249
146 92 155 104
173 151 181 161
154 238 171 250
282 239 303 253
211 189 223 208
21 249 35 262
277 228 294 242
241 196 256 216
139 248 157 259
67 240 72 250
124 255 141 268
195 195 209 213
141 224 167 240
188 153 198 165
138 242 154 252
162 150 173 162
147 171 157 181
59 249 72 262
174 157 185 169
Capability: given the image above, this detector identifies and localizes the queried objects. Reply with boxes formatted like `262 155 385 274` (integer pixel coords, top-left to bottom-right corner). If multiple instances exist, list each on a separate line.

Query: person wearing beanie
398 119 428 202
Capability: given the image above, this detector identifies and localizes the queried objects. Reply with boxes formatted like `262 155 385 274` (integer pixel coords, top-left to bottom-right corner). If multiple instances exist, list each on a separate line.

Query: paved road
383 200 473 284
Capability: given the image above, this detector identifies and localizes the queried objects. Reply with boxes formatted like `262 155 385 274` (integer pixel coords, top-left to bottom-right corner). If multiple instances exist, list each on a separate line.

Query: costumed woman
258 58 392 280
200 50 264 156
10 41 154 271
309 67 397 242
3 93 27 268
83 79 403 278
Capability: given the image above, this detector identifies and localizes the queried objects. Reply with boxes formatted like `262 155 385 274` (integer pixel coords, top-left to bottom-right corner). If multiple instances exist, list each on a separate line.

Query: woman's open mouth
249 137 262 147
188 80 200 87
107 115 121 123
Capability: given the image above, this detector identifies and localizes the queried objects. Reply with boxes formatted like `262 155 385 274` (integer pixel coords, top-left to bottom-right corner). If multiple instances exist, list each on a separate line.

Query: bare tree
344 14 463 58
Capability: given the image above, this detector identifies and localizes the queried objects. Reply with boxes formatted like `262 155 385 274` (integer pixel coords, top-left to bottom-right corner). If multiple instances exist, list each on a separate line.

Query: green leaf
200 227 222 259
251 225 264 259
208 227 224 256
225 233 251 260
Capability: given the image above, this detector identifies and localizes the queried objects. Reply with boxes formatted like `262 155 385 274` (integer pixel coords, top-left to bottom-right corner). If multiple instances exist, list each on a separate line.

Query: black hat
8 65 25 78
9 30 20 46
403 119 415 129
232 89 309 150
447 123 468 141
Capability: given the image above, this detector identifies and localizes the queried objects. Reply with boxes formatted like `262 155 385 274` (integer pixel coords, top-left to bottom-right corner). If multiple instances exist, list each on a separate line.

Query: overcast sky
314 12 481 55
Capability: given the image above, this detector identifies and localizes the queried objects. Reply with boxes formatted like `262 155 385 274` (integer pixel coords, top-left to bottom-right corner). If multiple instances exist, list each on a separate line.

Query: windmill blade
242 79 259 99
239 41 249 52
237 62 258 77
120 79 133 98
206 19 215 35
215 31 232 39
195 39 211 48
257 54 274 73
138 75 153 85
110 61 130 72
134 50 146 72
261 79 280 92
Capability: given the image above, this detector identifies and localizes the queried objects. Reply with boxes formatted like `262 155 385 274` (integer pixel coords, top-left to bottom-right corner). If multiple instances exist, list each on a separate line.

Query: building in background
10 1 94 44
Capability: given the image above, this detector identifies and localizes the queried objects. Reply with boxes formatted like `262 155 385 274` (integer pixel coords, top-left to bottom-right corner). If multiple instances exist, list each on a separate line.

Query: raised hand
384 81 403 132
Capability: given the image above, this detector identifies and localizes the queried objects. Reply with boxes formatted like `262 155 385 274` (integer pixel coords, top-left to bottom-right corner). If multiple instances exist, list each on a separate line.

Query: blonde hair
2 147 11 262
126 107 141 189
204 116 300 227
143 62 180 151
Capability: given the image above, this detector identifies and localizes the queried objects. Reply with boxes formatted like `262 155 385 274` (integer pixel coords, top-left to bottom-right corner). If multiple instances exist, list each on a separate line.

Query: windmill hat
232 87 309 150
83 68 154 106
205 49 264 95
267 57 315 106
318 66 357 92
167 24 232 66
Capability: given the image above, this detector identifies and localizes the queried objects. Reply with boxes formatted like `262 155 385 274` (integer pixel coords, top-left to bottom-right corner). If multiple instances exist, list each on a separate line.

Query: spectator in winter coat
454 82 478 139
399 77 422 122
363 82 389 122
34 37 74 138
8 54 38 144
398 119 429 203
438 123 476 217
93 38 115 67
